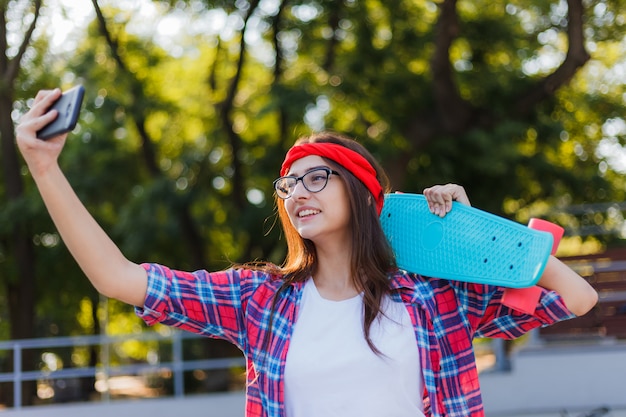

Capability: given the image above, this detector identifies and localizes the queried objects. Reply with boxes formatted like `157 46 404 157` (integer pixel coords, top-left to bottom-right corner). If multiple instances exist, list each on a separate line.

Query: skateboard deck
380 193 553 288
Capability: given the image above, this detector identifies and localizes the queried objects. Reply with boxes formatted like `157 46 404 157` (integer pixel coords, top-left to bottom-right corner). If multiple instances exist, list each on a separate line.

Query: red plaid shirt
136 263 574 416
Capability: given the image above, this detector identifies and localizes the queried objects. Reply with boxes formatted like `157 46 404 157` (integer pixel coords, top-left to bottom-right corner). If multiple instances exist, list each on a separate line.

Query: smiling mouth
298 209 321 218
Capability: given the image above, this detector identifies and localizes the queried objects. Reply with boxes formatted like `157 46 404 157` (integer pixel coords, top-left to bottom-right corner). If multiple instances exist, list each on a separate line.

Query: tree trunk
0 94 38 406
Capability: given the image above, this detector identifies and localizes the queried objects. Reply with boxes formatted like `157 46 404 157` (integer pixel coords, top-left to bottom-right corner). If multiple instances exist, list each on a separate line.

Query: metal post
491 338 511 371
527 328 543 347
99 294 110 402
13 343 21 409
172 331 184 398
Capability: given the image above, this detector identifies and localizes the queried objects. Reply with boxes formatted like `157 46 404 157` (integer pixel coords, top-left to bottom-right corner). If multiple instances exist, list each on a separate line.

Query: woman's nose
290 180 310 199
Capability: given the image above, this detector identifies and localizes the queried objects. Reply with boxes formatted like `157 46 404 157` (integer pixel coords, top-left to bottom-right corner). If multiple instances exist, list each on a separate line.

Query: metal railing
0 331 245 409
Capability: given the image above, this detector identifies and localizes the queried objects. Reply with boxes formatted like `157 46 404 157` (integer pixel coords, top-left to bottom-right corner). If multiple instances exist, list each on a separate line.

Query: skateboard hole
483 258 488 263
509 265 514 270
517 242 522 247
491 236 496 241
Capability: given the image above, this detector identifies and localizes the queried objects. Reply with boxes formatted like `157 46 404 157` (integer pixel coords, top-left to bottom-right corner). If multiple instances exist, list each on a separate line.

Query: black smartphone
36 85 85 140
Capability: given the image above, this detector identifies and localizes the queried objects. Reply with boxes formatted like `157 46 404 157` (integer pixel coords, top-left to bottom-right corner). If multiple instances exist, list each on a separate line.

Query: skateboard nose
528 218 564 254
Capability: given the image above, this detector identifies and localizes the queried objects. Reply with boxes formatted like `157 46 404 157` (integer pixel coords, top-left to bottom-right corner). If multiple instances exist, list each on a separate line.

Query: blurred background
0 0 625 415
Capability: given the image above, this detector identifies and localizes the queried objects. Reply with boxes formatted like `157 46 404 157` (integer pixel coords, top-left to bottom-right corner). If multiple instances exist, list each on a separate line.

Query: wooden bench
539 249 626 340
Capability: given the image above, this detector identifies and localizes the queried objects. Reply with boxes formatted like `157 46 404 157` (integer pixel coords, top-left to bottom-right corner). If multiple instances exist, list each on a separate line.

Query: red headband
280 142 384 214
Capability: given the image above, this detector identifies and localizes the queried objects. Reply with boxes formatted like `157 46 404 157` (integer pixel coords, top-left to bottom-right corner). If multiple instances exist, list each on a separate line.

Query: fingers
33 88 62 106
423 185 453 217
14 89 69 178
16 89 61 141
423 183 471 217
29 89 61 119
18 109 58 137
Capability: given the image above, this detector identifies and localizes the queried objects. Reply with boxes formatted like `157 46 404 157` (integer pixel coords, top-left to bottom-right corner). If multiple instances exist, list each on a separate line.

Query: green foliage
2 0 626 349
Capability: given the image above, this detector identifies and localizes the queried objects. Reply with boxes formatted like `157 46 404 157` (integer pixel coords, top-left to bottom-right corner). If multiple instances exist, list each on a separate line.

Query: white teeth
298 209 320 217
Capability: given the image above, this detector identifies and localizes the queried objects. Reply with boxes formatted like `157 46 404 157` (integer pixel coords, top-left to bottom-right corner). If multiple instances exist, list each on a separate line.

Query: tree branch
0 4 9 75
92 0 160 175
272 0 287 82
322 2 342 72
272 0 288 143
91 0 206 268
513 0 590 118
430 0 472 133
222 0 260 109
5 0 42 84
218 0 261 210
91 0 130 74
208 37 221 92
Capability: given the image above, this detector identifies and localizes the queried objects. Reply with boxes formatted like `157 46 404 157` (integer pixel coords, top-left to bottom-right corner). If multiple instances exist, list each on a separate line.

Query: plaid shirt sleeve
135 263 269 352
450 281 576 339
415 277 577 416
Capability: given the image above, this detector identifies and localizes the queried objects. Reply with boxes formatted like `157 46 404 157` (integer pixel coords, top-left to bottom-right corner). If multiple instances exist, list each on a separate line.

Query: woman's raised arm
16 89 148 307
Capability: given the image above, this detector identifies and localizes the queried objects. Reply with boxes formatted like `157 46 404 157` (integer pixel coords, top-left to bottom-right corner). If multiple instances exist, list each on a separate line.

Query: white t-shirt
284 278 425 417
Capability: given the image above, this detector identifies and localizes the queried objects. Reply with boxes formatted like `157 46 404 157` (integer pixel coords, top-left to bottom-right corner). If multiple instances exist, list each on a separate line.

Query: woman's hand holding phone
16 88 72 178
36 85 84 141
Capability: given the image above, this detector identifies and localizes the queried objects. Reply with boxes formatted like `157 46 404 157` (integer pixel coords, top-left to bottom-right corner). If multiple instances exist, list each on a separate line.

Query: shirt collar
389 270 430 307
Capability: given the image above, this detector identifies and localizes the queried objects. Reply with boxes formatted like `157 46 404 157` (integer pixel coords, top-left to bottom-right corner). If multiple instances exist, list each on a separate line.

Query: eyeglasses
273 167 340 200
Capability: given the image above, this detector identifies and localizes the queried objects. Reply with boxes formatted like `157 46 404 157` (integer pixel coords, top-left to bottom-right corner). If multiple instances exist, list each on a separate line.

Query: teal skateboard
380 193 554 288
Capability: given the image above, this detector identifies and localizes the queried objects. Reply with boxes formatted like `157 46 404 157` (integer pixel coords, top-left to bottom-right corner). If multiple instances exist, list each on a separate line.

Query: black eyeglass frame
273 167 340 199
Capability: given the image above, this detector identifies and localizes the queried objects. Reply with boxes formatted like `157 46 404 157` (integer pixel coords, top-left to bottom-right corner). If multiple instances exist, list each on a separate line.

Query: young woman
16 88 597 417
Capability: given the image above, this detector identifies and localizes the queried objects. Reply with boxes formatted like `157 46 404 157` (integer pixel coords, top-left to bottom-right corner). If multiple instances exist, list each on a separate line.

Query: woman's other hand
423 184 470 217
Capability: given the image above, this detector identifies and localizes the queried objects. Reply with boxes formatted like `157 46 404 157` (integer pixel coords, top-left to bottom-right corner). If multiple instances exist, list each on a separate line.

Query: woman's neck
313 244 358 301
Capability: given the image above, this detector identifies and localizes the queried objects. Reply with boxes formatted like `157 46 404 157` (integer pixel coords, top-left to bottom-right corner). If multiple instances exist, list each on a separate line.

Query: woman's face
283 155 352 248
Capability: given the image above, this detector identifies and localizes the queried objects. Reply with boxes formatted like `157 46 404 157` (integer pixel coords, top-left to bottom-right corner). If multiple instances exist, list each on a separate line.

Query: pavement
0 393 625 417
0 392 245 417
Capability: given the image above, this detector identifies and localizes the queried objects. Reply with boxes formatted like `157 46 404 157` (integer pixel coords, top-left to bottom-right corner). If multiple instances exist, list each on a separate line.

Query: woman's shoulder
388 269 498 305
388 269 442 287
232 264 303 295
142 261 282 291
228 264 281 288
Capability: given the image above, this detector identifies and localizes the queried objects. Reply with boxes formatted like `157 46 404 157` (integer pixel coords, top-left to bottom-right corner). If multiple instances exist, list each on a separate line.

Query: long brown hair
264 131 397 353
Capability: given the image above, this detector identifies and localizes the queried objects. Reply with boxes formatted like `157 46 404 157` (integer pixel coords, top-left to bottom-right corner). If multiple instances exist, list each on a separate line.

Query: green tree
0 0 53 406
202 0 625 243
